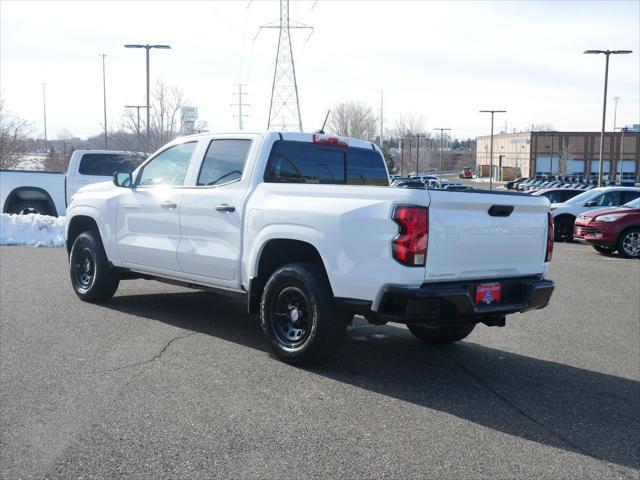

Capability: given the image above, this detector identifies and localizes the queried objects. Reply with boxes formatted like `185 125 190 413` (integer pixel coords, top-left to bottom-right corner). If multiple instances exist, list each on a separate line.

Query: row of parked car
389 175 474 191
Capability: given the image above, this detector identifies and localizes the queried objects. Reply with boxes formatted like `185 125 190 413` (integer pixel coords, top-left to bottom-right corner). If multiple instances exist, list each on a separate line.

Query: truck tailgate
424 190 549 282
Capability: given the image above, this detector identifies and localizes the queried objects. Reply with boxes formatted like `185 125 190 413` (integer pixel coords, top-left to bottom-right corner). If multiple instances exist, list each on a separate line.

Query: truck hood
77 180 114 194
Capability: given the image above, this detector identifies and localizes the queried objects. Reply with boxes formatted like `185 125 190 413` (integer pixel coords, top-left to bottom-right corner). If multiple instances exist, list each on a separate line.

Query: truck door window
137 142 196 187
197 139 252 186
79 153 144 176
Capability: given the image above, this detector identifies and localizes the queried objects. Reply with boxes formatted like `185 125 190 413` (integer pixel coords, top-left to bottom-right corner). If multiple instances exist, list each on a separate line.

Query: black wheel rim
272 286 312 348
73 247 95 290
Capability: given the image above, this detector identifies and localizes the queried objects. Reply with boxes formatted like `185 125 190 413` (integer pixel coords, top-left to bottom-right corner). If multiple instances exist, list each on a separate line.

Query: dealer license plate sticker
475 282 502 304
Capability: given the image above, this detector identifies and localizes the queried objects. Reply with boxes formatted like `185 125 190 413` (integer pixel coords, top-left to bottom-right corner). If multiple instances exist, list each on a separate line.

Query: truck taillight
392 206 428 266
546 212 554 262
312 133 348 147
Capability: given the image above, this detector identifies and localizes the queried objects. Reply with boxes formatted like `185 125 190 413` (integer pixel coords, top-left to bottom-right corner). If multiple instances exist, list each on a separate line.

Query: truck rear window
79 153 145 176
265 140 389 186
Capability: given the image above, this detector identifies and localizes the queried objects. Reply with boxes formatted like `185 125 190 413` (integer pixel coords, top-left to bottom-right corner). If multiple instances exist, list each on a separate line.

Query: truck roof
175 131 378 152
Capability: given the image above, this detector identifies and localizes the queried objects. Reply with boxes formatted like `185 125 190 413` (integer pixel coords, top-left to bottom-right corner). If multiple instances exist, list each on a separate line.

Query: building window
590 160 610 180
535 155 560 175
619 160 637 181
565 159 585 176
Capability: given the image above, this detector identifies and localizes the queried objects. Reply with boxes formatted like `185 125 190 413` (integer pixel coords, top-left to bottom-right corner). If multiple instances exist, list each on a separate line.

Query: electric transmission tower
231 83 250 130
255 0 313 131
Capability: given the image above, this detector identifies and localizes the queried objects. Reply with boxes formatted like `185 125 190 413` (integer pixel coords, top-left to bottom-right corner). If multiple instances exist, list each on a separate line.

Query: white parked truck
65 132 555 364
0 150 145 216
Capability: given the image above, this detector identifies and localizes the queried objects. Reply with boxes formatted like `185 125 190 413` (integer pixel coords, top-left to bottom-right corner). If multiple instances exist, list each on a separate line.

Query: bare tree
116 80 186 153
326 101 378 142
558 140 574 176
0 96 32 169
393 112 428 138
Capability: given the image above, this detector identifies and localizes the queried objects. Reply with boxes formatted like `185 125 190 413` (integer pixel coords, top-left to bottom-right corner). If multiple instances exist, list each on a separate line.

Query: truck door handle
215 203 235 212
160 201 178 209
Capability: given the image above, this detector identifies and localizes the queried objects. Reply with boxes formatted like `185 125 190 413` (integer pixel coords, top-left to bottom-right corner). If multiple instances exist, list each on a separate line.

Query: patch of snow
16 154 48 171
0 213 65 248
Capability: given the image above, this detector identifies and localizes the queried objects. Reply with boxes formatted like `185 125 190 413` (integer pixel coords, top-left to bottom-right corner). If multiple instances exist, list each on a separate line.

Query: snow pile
0 213 65 248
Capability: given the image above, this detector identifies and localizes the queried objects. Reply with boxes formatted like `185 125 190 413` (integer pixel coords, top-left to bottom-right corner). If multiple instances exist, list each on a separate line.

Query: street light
479 110 507 190
124 44 171 152
584 49 632 186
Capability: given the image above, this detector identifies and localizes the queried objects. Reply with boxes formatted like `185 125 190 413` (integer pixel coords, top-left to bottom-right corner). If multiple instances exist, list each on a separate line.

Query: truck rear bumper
376 276 554 325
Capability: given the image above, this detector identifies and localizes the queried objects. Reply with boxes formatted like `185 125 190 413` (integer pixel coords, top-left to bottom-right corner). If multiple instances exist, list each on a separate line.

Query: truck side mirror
113 171 133 188
585 200 597 207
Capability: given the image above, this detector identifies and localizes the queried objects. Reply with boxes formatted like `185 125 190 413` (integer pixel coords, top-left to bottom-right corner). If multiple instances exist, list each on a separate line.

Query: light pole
584 49 632 186
433 127 452 181
124 44 171 153
615 126 628 184
100 54 108 148
479 110 507 190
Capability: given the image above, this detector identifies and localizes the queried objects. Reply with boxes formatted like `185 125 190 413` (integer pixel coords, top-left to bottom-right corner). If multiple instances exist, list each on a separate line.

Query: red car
573 197 640 258
459 167 473 179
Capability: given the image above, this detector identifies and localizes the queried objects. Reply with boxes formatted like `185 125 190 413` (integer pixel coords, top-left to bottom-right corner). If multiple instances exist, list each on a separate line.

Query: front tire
260 263 348 364
407 324 475 345
69 231 119 302
617 228 640 259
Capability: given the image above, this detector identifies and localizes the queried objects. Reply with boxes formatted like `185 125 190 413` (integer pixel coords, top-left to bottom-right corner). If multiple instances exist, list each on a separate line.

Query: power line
231 83 250 130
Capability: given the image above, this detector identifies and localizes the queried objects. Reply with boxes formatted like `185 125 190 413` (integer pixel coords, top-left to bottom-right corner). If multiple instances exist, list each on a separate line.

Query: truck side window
79 153 144 176
197 139 251 186
266 141 345 184
137 142 196 187
594 191 621 207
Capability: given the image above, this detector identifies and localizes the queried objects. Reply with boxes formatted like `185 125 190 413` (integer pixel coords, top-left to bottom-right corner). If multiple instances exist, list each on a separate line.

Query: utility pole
480 110 507 190
399 138 403 176
231 83 250 130
380 90 384 148
41 83 48 149
256 0 313 131
584 49 632 186
407 139 412 175
433 128 452 180
612 96 620 131
415 134 425 176
124 43 172 153
100 54 108 148
125 105 148 139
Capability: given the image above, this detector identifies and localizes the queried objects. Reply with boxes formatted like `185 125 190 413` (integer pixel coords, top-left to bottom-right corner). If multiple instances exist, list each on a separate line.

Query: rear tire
593 245 616 255
617 227 640 259
69 230 119 302
407 324 475 345
9 200 52 216
260 262 348 364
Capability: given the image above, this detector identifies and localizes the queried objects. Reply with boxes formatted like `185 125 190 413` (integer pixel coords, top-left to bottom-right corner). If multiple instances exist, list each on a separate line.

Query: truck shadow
106 290 639 471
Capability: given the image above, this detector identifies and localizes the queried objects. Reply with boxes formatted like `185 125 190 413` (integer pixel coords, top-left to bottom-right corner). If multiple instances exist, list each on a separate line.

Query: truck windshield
563 189 601 206
265 140 389 186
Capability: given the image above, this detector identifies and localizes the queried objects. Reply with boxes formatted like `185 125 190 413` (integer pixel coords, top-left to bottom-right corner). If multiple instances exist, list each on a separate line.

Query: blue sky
1 0 638 139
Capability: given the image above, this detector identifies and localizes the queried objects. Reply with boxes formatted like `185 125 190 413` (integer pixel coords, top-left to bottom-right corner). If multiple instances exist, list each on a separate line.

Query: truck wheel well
3 187 58 217
66 216 100 254
248 239 329 314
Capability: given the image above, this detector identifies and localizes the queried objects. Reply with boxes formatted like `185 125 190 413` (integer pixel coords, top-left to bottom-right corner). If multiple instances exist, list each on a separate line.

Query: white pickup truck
65 132 555 364
1 150 144 216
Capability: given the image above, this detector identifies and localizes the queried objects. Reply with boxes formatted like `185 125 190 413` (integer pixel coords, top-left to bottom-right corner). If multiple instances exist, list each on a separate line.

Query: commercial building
476 128 640 183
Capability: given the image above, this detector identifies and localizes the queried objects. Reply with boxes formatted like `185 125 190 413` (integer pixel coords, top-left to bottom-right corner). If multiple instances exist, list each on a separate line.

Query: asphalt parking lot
0 244 638 479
